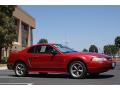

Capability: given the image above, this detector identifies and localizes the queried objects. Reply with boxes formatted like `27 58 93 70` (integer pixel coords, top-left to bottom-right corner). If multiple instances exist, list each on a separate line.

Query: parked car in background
7 44 116 79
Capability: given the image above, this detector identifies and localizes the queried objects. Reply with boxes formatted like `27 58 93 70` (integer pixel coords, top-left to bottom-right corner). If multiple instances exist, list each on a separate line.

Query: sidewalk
0 64 7 70
113 58 120 62
0 66 7 70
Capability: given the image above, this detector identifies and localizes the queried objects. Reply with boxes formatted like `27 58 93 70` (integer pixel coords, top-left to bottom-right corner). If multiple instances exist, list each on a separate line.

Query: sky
21 5 120 52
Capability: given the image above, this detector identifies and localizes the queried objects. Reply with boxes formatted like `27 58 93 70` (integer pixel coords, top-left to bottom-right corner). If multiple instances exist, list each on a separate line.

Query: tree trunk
119 48 120 57
6 50 7 58
5 48 8 63
0 48 2 62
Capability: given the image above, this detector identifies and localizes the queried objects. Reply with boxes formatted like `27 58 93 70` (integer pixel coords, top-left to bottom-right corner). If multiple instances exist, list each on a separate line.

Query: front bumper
88 61 116 73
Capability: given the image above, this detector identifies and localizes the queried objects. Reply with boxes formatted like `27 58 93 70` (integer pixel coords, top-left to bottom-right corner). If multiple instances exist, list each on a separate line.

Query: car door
27 45 64 70
27 45 50 69
43 45 64 69
27 45 41 69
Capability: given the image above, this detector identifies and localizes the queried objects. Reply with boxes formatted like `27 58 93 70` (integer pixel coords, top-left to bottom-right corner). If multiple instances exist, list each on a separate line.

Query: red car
7 44 116 79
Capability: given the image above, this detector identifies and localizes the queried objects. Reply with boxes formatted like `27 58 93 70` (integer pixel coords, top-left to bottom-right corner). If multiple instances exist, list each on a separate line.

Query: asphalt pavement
0 62 120 85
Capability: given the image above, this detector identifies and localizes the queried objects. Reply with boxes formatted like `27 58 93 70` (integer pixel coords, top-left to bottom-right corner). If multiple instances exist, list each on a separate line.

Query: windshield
54 44 77 53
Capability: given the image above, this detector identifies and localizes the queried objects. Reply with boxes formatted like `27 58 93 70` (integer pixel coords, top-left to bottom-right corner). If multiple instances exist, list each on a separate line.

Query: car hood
66 52 110 58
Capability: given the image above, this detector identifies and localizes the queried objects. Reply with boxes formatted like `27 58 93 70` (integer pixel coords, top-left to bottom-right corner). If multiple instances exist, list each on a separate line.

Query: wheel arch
13 59 27 69
67 58 88 73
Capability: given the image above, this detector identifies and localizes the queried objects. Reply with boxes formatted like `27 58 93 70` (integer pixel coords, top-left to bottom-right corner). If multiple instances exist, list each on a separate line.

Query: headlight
92 57 107 61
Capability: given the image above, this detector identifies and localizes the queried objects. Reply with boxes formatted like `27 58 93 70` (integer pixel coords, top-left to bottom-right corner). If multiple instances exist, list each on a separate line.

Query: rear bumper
7 64 13 70
88 61 116 73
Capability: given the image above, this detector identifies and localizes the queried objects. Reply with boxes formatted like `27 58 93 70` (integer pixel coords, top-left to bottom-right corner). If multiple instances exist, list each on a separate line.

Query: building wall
13 6 35 28
2 6 36 58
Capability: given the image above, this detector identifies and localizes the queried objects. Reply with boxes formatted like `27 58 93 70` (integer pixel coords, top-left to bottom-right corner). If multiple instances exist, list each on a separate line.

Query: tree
115 36 120 56
89 45 98 53
103 44 118 57
82 48 88 52
37 38 48 44
0 5 16 61
104 45 110 55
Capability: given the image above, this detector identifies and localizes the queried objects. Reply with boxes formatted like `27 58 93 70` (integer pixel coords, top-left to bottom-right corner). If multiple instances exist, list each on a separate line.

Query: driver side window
28 45 58 54
45 46 55 54
35 45 58 54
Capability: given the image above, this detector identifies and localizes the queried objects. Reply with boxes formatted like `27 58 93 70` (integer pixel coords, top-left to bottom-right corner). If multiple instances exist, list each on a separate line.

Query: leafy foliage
89 45 98 53
115 36 120 48
0 5 16 61
103 44 118 57
115 36 120 57
37 38 48 44
82 48 88 52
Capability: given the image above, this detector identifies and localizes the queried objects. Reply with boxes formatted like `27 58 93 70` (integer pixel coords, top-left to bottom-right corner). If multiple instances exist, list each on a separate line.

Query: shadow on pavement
9 73 114 79
86 74 114 79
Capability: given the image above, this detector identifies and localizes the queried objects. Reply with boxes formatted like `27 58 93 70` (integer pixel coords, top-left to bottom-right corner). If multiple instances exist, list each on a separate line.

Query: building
2 6 36 57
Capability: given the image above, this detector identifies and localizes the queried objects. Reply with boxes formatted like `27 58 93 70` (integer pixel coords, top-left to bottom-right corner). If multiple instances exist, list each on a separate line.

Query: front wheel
68 61 87 79
14 62 28 77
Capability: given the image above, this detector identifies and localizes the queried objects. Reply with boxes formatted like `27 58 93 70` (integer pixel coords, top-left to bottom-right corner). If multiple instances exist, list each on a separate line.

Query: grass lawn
0 64 7 67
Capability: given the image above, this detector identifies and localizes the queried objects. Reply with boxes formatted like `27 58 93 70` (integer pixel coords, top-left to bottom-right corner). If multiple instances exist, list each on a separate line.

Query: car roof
31 43 57 47
22 43 57 51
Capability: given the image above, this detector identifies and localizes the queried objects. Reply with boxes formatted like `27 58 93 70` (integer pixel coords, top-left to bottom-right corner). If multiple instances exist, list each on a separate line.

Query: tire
14 62 28 77
68 61 87 79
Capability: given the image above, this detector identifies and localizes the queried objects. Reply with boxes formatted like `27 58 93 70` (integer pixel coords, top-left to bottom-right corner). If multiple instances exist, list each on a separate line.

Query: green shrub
0 57 7 64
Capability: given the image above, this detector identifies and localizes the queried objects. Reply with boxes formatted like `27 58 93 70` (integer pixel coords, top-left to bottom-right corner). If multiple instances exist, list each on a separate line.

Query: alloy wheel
71 63 83 77
15 62 27 76
69 61 87 79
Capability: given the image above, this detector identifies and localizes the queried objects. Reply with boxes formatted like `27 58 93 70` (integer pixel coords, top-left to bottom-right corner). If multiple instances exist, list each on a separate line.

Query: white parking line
0 83 33 85
0 76 30 78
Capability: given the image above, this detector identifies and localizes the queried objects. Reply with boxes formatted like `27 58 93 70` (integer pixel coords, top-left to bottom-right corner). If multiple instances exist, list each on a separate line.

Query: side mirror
51 50 58 55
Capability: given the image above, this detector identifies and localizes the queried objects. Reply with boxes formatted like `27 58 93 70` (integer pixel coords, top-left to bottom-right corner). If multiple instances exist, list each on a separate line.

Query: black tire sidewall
14 62 27 77
68 61 87 79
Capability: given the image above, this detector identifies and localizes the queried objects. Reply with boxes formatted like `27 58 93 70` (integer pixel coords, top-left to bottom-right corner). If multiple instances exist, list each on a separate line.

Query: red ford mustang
7 44 116 79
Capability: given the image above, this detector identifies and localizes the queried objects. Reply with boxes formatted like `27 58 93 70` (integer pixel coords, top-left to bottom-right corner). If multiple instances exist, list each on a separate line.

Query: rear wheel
14 62 28 77
68 61 87 79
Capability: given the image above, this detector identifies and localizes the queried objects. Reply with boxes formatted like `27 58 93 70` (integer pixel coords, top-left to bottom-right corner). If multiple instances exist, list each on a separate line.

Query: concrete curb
0 66 7 70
